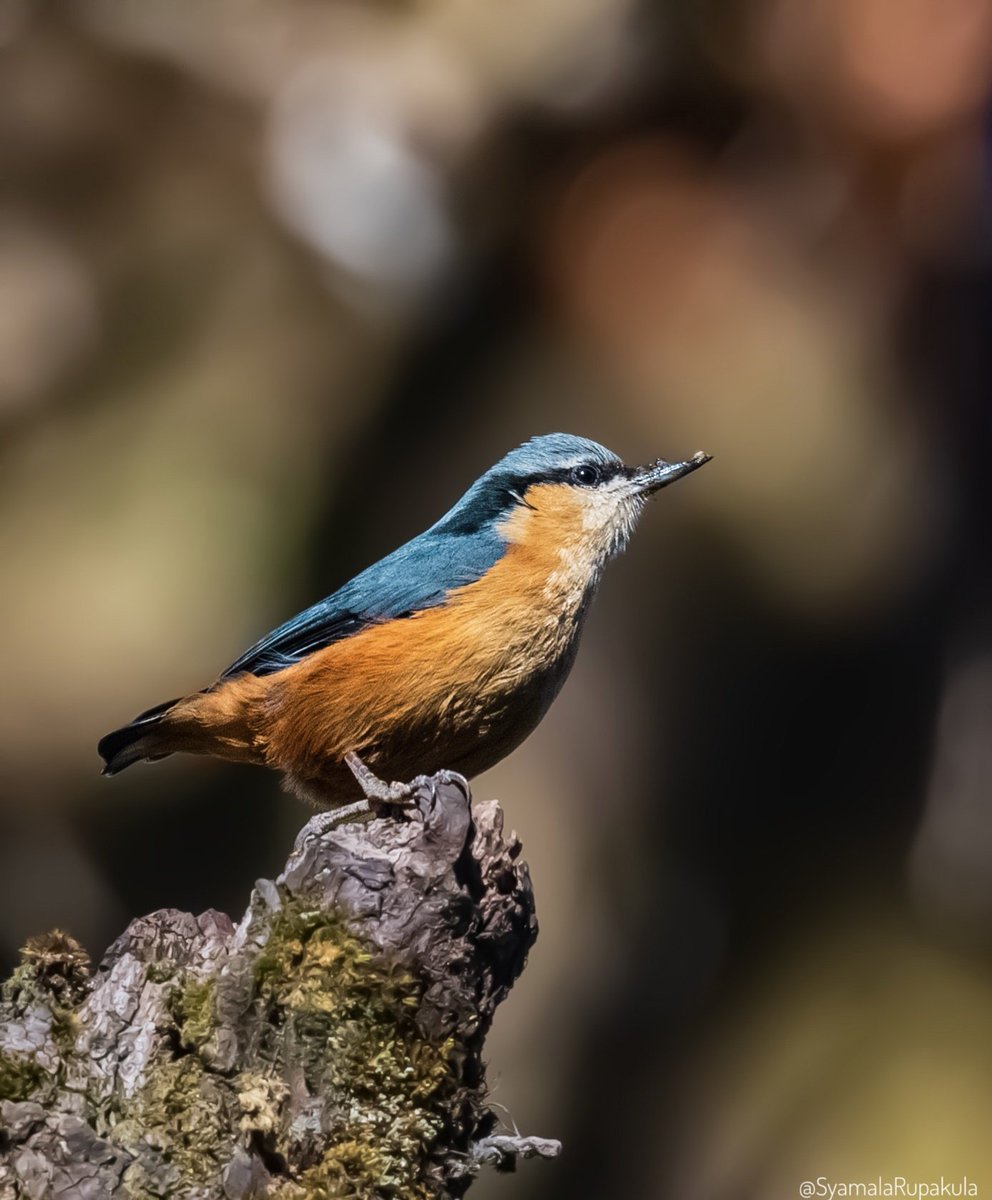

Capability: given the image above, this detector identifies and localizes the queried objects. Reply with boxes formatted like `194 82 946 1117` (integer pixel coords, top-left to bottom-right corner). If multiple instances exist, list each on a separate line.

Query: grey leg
344 751 417 806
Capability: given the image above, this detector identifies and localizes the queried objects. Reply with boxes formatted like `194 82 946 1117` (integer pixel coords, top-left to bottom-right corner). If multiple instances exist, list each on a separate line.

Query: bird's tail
97 698 182 776
98 675 271 776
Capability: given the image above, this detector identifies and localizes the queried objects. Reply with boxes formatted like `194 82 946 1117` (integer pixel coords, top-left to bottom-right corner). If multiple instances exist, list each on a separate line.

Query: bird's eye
571 463 601 487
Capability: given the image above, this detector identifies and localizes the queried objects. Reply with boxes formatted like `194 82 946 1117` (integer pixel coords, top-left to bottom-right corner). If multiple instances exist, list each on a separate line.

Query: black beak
631 450 712 495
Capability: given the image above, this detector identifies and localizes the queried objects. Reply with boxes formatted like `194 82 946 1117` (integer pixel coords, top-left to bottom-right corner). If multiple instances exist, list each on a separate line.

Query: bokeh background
2 0 992 1196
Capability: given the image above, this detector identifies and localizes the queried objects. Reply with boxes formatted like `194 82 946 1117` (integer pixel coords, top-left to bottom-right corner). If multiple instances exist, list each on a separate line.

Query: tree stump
0 777 558 1198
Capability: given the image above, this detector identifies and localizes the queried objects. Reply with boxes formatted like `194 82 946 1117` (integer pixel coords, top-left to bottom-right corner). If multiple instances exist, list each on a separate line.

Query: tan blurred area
2 1 992 1197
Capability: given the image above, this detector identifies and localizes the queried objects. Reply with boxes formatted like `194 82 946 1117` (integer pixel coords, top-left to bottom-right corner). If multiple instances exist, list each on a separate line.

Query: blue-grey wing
220 527 505 679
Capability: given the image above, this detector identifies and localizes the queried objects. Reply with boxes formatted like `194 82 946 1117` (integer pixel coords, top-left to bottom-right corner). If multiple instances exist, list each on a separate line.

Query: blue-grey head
434 433 710 575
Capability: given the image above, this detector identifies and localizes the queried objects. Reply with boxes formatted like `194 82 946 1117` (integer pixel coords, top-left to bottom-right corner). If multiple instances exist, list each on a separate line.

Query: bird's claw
292 805 359 854
435 768 470 799
409 769 470 815
344 753 469 822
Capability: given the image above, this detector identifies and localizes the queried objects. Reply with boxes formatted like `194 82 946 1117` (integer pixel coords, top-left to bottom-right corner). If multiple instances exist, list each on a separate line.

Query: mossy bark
0 778 554 1198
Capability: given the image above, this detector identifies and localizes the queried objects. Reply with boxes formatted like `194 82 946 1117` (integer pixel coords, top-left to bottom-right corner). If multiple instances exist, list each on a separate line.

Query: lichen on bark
0 777 557 1199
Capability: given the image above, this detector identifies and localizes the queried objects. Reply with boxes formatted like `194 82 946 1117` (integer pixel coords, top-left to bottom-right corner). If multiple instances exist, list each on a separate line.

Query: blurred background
2 0 992 1195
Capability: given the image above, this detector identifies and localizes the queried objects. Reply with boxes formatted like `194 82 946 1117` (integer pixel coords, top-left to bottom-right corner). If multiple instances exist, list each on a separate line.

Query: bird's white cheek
595 495 644 558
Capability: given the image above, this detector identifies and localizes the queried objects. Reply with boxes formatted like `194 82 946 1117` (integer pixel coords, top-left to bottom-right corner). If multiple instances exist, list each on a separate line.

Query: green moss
1 910 460 1198
145 962 175 985
252 902 457 1198
49 1005 79 1058
175 976 217 1050
8 930 90 1009
0 1049 46 1102
1 960 46 1008
0 945 80 1102
234 1070 288 1135
1 931 86 1067
115 1056 236 1187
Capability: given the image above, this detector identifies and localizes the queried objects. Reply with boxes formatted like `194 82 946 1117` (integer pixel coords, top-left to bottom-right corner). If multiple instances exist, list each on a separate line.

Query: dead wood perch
0 777 559 1198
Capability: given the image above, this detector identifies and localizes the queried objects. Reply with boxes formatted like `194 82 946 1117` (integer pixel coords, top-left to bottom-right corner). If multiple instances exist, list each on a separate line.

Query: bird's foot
344 753 470 819
292 762 472 854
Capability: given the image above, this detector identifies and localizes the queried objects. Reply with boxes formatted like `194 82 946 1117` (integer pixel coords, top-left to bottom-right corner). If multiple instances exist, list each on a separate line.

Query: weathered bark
0 777 558 1198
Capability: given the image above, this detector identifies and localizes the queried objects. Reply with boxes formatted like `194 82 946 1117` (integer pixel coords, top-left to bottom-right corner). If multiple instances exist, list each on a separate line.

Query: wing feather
220 526 506 679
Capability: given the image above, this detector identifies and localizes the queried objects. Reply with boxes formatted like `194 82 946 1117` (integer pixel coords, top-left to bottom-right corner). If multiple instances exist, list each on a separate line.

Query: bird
98 434 710 821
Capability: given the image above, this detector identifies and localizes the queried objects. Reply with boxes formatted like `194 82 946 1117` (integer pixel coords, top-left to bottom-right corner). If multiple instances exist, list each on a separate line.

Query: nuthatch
98 434 710 820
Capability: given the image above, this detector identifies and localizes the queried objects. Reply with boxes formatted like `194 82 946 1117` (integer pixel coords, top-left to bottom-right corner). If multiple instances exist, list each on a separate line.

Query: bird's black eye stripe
438 460 623 534
536 460 623 488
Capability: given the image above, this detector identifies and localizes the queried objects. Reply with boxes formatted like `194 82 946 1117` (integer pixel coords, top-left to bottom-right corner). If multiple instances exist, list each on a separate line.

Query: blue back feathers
222 434 621 678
